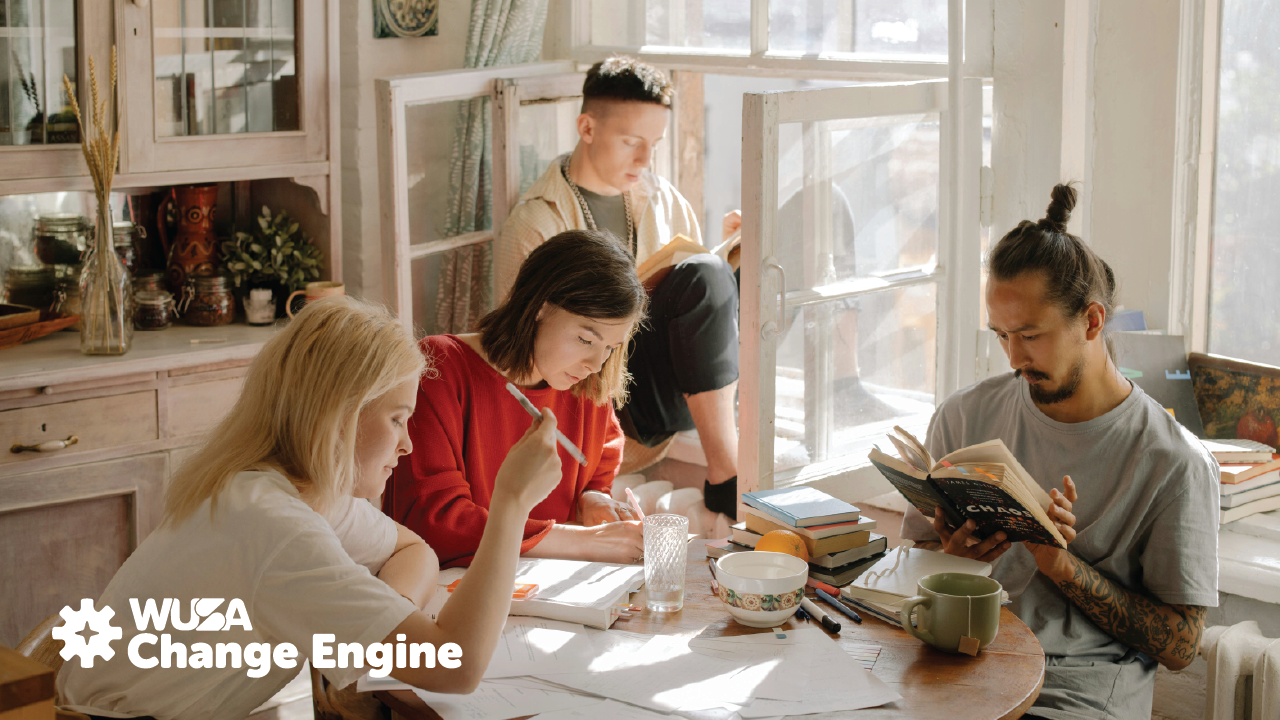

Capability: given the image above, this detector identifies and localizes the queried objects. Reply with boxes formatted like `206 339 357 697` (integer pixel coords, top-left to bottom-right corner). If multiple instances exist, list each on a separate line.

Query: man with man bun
902 184 1219 720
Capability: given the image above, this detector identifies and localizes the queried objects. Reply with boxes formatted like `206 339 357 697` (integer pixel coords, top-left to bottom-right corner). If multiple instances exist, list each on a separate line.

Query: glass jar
134 290 176 331
52 265 83 331
180 273 235 326
112 221 145 275
33 214 91 266
133 270 166 294
4 265 55 310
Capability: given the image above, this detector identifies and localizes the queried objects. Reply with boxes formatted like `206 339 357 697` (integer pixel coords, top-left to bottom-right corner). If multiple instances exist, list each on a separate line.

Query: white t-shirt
57 470 419 720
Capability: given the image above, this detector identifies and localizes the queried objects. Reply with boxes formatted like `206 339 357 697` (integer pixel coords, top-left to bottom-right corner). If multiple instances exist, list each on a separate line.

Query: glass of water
643 514 690 612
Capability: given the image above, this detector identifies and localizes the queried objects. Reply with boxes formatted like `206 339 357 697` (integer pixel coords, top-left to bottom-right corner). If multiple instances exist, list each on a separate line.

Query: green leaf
251 260 262 270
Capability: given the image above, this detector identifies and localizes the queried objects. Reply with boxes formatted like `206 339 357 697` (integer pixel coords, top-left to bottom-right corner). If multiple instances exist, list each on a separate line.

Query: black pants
623 254 739 446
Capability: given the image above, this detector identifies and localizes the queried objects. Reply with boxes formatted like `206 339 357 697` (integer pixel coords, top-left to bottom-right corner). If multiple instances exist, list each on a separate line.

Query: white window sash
739 77 982 496
375 61 574 327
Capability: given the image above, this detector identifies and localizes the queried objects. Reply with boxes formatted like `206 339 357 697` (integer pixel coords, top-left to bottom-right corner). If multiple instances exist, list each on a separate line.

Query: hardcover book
740 487 861 528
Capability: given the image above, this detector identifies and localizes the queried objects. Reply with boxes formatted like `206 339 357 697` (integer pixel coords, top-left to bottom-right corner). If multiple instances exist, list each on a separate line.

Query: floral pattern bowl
712 551 808 628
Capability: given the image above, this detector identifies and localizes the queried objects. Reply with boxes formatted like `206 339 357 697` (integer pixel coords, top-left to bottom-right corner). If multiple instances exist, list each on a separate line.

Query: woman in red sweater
385 230 648 566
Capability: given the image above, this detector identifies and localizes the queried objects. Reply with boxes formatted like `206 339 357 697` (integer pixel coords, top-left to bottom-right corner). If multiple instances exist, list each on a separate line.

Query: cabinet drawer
1 391 158 467
167 376 245 438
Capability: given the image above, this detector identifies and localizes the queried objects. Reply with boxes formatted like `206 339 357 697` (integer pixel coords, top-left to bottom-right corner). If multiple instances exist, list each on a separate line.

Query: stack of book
707 487 888 586
1208 439 1280 524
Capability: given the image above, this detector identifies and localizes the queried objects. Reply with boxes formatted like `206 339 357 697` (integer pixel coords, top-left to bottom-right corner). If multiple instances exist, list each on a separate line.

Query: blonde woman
58 297 564 720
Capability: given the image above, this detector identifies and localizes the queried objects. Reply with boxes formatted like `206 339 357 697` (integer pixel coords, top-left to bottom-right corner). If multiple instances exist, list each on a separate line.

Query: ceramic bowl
712 551 808 628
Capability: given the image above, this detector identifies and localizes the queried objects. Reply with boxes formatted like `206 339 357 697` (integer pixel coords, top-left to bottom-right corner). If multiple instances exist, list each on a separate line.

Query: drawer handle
10 435 79 454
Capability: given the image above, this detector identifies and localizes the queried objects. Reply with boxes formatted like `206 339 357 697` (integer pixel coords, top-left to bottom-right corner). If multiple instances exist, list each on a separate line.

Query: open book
636 234 708 290
426 558 646 630
868 426 1067 548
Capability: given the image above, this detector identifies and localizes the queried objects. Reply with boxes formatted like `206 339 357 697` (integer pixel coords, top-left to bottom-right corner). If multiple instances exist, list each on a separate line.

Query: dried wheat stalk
63 47 126 352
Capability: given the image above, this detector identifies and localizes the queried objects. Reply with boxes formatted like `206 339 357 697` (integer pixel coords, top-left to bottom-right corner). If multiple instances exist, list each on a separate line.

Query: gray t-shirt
901 373 1219 720
578 187 631 253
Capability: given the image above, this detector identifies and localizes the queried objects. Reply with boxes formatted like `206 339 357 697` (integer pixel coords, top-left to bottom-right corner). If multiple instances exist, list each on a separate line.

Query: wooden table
377 542 1045 720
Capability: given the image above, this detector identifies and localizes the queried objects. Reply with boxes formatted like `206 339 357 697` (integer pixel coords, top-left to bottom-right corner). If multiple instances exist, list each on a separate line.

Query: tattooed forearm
1053 555 1205 670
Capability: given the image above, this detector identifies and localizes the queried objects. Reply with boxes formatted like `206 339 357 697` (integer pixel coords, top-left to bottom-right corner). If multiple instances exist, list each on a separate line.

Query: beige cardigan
493 154 702 302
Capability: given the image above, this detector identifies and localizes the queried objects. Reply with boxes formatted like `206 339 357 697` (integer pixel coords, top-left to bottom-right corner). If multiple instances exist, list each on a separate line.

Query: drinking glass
643 514 689 612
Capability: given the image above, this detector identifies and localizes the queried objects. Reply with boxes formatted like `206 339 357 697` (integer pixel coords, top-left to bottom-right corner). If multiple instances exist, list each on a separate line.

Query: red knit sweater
383 335 623 567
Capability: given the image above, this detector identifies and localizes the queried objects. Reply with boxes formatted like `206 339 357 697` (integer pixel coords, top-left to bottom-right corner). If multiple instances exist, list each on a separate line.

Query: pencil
505 382 588 465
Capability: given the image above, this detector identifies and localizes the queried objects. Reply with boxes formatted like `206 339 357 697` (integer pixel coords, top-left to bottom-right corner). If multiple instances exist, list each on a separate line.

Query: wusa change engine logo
54 599 462 678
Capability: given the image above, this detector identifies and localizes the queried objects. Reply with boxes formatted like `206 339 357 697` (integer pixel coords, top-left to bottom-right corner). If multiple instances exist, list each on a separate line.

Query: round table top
378 541 1045 720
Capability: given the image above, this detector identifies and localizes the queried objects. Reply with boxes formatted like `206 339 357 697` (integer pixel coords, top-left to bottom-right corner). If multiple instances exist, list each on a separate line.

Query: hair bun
1039 183 1078 233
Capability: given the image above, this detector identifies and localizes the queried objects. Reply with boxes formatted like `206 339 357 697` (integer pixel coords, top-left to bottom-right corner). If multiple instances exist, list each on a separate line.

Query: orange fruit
755 530 809 563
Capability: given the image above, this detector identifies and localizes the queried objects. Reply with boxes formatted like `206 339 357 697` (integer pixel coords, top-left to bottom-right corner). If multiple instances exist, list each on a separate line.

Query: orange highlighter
446 580 538 600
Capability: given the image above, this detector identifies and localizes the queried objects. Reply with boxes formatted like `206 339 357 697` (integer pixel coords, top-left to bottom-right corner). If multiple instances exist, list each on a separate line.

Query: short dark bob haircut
476 230 648 405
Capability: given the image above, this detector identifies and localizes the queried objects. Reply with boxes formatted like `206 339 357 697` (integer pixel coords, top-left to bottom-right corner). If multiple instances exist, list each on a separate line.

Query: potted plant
220 206 322 318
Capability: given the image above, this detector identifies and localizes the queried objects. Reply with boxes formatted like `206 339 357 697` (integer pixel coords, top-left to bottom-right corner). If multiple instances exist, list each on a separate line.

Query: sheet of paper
735 628 901 718
687 629 811 701
407 683 599 720
529 698 675 719
535 630 811 712
484 618 602 678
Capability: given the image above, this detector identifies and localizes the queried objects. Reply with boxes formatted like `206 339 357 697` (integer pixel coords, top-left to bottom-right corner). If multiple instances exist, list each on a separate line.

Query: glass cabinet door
0 0 78 147
120 0 327 174
0 0 112 184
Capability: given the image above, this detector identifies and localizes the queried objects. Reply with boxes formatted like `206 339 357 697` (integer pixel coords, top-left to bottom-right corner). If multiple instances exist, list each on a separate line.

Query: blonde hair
163 296 427 527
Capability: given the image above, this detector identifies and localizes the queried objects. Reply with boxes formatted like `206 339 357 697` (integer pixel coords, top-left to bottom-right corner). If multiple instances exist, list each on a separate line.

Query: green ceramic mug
899 573 1002 654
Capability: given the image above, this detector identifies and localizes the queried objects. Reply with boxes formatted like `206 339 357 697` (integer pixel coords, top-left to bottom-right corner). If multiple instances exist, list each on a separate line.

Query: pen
800 596 841 634
816 588 862 624
625 487 646 521
505 382 587 466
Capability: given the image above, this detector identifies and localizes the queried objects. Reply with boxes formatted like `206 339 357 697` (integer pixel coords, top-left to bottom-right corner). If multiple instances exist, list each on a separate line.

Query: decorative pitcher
158 184 220 295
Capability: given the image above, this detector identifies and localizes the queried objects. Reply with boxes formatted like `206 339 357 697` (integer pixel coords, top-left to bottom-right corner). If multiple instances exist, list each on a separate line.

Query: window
1205 0 1280 366
739 80 983 492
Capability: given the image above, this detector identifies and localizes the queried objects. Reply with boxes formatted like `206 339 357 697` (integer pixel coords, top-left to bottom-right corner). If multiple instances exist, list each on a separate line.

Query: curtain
433 0 550 334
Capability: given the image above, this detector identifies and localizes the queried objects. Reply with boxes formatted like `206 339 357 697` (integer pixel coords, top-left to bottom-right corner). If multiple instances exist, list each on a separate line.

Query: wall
991 0 1188 333
339 0 471 306
1087 0 1182 333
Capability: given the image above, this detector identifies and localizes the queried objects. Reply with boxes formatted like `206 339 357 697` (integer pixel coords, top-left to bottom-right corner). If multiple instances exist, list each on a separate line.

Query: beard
1016 357 1085 405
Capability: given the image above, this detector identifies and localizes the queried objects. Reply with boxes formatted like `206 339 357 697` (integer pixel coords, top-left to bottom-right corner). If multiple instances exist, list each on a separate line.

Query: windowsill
1220 511 1280 605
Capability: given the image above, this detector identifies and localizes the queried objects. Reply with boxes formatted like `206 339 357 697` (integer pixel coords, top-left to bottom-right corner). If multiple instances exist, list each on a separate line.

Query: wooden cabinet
0 327 264 648
0 453 166 648
0 1 340 268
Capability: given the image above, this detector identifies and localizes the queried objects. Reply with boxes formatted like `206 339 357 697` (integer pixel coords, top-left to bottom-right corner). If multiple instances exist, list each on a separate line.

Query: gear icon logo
51 599 123 668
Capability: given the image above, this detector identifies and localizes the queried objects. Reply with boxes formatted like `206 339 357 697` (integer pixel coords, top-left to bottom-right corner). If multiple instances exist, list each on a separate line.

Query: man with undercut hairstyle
901 184 1219 720
495 56 741 519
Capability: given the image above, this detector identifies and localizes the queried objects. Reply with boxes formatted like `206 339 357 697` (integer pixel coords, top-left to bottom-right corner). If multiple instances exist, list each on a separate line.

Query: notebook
1203 438 1276 464
428 558 645 630
841 546 993 606
741 487 861 527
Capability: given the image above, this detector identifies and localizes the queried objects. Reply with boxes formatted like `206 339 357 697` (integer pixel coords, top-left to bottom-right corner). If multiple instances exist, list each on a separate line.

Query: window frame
739 78 983 495
375 60 577 328
568 0 995 82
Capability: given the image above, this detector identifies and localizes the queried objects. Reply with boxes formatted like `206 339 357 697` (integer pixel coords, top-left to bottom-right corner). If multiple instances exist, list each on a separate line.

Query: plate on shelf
0 312 80 350
0 303 41 331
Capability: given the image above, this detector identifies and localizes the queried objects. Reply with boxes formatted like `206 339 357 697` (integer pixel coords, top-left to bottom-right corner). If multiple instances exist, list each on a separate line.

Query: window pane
153 0 298 137
0 0 77 146
769 0 947 59
776 113 940 292
774 284 937 474
1209 0 1280 366
517 99 579 196
590 0 749 50
405 98 492 246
